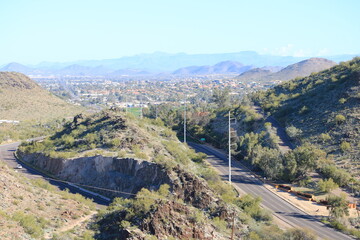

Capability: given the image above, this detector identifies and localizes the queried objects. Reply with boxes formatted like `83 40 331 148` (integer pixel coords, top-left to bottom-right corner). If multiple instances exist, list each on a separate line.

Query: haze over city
1 0 359 65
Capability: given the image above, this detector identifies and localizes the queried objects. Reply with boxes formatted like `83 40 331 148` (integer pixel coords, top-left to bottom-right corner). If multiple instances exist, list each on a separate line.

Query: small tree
286 126 303 141
326 194 349 219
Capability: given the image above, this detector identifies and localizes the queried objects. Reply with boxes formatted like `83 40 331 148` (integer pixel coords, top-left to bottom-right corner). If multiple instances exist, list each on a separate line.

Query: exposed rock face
19 153 172 198
18 153 220 209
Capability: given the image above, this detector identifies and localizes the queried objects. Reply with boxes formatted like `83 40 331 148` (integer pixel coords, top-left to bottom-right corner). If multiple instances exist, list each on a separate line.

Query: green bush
235 194 272 222
317 178 338 193
340 141 351 152
335 114 346 125
326 194 349 219
338 98 347 104
285 126 303 141
319 133 331 143
321 165 351 187
12 212 47 238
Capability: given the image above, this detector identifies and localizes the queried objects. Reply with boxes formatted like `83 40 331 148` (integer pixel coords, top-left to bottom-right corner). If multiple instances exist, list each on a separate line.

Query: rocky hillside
17 109 307 239
238 58 336 82
254 57 360 181
0 72 81 122
0 159 96 239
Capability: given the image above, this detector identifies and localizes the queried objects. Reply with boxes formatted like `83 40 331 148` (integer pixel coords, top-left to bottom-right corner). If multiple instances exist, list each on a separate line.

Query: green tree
252 146 283 179
286 126 303 141
212 87 230 108
326 194 349 219
285 144 326 178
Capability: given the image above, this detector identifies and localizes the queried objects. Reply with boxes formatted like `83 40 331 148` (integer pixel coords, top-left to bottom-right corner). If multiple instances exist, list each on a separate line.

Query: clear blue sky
0 0 359 65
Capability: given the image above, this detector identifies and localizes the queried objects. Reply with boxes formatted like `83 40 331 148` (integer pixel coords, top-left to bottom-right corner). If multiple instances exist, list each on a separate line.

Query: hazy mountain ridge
1 51 357 77
238 58 336 82
173 61 253 75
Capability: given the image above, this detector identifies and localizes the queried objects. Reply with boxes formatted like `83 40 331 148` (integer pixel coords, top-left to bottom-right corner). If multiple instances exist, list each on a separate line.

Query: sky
0 0 359 65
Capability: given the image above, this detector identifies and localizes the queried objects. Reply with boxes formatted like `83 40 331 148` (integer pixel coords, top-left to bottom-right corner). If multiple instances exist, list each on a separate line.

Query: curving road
189 142 353 240
0 142 110 206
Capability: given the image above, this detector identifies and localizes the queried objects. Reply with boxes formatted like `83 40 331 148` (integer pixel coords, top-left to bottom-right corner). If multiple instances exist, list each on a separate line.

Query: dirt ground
264 183 359 218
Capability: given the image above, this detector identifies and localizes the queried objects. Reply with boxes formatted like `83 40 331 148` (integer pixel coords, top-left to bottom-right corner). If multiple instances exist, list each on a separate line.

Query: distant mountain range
172 61 253 75
237 58 336 82
0 51 357 77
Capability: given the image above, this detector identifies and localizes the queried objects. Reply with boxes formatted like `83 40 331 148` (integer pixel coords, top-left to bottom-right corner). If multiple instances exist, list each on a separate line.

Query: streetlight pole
184 94 187 143
229 111 231 184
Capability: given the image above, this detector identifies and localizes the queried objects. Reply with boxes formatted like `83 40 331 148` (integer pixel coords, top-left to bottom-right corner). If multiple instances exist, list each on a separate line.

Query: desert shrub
135 151 149 160
321 165 351 187
235 194 272 222
317 178 338 193
298 176 312 187
340 141 351 152
338 98 347 104
48 151 76 159
12 212 47 238
212 217 228 232
31 178 57 192
319 133 331 143
326 194 349 219
132 145 149 159
163 141 189 164
153 154 176 170
108 138 121 148
286 126 303 141
298 106 309 115
189 151 207 163
117 150 126 158
335 114 346 125
61 135 75 148
282 228 316 240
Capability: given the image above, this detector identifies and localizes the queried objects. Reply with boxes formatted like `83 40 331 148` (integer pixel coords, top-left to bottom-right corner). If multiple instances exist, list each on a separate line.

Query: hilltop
238 58 337 82
0 72 81 122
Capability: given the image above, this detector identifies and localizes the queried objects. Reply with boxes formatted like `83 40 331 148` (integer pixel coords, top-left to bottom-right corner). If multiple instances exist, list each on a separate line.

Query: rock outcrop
18 152 221 209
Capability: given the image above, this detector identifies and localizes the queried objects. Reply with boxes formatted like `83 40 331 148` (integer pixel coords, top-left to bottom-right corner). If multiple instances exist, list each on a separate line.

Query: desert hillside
0 72 81 122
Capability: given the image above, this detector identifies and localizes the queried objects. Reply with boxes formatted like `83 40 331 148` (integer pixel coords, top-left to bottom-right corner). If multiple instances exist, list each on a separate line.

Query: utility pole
228 111 231 183
155 104 158 119
184 94 187 143
123 82 127 113
228 111 237 184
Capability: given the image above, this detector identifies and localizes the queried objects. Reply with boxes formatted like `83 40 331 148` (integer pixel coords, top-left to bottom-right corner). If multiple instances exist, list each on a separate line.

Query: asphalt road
0 141 110 206
189 142 353 240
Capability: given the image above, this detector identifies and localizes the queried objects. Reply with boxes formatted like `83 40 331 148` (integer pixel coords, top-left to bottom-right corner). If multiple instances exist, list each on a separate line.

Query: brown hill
0 72 81 122
238 58 336 82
